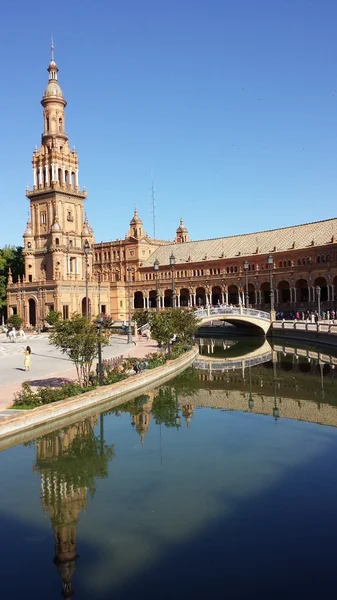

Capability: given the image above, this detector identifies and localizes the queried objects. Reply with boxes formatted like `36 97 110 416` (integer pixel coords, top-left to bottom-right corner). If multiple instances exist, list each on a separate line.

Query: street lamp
96 316 104 386
316 285 321 319
169 252 176 308
154 258 160 311
97 271 101 316
83 240 90 319
267 255 275 313
243 259 249 308
127 266 134 344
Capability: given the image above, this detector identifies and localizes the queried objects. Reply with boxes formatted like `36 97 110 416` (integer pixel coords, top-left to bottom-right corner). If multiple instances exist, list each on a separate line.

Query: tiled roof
143 218 337 268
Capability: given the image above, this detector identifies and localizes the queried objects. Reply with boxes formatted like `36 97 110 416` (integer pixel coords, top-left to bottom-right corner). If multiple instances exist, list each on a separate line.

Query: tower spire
51 36 54 62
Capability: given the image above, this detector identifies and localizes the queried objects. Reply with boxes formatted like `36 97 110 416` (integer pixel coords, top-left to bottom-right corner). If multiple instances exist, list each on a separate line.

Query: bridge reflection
191 337 337 427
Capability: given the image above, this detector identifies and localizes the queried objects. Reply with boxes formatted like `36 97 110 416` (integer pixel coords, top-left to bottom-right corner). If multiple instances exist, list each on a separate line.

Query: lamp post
127 266 134 344
96 316 104 386
97 271 101 316
83 240 90 319
316 285 321 319
169 252 176 308
154 258 160 311
267 254 275 314
243 259 249 308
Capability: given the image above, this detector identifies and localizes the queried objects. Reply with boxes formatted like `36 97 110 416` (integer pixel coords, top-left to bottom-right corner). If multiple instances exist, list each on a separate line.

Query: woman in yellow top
24 346 31 371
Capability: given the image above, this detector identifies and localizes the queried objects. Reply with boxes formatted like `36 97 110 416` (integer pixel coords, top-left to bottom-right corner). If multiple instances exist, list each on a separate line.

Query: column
55 163 59 182
161 294 165 308
67 256 70 274
39 166 43 186
331 284 335 302
274 289 279 304
51 164 55 181
254 290 258 305
33 167 37 188
62 166 66 186
75 168 79 187
225 291 229 305
189 293 193 306
293 288 297 304
221 291 225 304
177 294 180 307
193 293 196 306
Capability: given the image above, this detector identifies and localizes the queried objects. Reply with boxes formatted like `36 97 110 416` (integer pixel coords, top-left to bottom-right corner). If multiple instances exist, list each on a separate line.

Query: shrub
45 310 62 326
13 381 89 408
6 314 23 330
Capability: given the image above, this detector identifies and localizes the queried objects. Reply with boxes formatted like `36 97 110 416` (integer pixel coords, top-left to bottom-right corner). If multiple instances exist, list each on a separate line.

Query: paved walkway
0 333 158 410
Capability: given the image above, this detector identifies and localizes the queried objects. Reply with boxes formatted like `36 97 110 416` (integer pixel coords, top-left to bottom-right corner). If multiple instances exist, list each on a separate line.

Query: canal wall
270 321 337 348
0 347 199 448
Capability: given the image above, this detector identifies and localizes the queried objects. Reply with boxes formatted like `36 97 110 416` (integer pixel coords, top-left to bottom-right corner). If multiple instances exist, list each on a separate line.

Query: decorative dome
82 214 92 235
130 207 143 225
24 217 32 235
43 80 64 99
176 217 187 233
52 214 61 231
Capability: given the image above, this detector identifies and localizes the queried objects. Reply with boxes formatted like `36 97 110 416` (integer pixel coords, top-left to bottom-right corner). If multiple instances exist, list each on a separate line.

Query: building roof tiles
143 217 337 268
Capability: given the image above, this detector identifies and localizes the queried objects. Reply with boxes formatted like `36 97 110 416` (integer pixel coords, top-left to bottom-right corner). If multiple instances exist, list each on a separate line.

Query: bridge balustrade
195 306 271 321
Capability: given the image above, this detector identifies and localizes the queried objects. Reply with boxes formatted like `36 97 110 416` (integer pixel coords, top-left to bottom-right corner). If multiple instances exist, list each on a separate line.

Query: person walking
24 346 31 371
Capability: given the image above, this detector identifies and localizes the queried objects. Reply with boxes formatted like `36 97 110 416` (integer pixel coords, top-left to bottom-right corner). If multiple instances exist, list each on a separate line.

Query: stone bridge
195 306 272 335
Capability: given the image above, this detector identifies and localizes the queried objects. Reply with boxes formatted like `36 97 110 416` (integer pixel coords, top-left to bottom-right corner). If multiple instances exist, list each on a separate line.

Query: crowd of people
276 309 336 322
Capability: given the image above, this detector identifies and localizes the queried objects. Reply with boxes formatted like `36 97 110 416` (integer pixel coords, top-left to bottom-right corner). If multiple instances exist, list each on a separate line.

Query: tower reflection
33 416 114 598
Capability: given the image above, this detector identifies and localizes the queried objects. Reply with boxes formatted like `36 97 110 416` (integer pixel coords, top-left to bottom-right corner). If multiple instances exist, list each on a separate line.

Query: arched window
230 266 233 273
71 172 75 187
297 258 301 265
227 267 230 273
58 118 63 132
317 256 321 264
234 266 238 273
55 238 59 246
279 261 282 268
288 260 292 267
302 258 306 265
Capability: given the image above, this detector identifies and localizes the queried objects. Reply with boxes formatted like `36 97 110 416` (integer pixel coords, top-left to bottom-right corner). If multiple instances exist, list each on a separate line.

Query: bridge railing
194 352 272 371
195 306 271 321
272 320 337 336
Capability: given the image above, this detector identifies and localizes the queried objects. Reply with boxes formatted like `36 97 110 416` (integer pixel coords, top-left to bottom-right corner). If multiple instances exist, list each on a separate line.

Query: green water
1 337 337 599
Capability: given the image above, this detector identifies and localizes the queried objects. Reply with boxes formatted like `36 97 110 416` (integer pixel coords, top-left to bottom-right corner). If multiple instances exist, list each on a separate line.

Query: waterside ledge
0 347 199 448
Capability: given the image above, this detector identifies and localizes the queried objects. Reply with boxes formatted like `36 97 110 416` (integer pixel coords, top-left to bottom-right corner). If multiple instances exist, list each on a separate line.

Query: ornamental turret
175 218 190 243
128 207 145 239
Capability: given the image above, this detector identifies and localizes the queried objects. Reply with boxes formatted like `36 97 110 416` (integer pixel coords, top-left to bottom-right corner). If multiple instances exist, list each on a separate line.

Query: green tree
6 314 23 329
133 309 150 328
45 310 62 326
148 310 175 349
0 246 24 319
49 314 109 386
149 308 199 351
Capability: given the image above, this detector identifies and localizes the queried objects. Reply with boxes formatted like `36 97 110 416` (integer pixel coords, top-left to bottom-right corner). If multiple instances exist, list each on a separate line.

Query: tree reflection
33 416 114 598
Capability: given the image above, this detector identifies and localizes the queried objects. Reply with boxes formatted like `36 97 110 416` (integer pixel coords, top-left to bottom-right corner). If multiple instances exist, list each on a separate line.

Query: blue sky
1 0 336 246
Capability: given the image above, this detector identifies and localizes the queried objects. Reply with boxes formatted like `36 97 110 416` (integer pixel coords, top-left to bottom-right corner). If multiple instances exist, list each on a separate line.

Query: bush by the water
13 381 88 409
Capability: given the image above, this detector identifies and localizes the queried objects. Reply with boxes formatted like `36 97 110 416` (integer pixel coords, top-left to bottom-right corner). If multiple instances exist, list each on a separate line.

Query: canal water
1 337 337 599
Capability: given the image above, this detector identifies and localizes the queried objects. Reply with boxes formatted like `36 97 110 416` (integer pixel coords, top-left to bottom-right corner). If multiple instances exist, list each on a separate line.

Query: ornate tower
24 42 94 284
6 44 109 326
175 218 190 243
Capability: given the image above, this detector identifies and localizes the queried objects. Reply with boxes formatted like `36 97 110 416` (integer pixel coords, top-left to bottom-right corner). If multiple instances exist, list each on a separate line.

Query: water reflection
32 417 114 598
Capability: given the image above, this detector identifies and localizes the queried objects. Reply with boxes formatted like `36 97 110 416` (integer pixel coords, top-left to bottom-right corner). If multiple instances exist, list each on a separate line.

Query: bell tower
24 42 94 285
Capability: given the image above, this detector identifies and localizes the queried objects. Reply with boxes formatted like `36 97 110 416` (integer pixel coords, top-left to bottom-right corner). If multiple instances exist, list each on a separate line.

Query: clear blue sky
1 0 336 247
